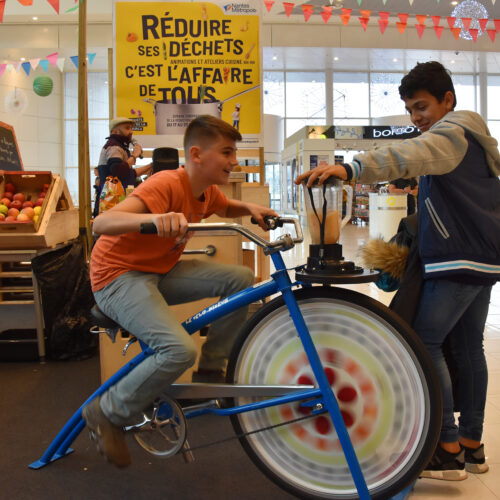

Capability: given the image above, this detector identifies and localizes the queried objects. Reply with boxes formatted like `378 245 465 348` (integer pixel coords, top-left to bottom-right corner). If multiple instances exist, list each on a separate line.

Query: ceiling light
334 56 339 61
272 55 277 61
450 59 456 64
393 58 398 62
32 16 38 21
451 1 458 5
20 57 26 61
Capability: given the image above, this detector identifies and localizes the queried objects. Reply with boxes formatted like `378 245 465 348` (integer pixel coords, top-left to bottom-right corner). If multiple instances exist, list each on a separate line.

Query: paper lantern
33 75 53 97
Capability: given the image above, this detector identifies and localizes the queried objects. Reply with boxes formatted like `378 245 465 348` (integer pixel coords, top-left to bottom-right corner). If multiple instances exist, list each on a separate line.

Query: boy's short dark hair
399 61 457 109
184 115 242 152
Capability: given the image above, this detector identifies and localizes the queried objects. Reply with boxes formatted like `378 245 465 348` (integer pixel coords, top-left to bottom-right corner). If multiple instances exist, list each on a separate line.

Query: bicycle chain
183 410 320 453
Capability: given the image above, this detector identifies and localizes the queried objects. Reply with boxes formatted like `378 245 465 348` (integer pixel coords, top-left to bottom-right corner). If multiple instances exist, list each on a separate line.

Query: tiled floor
274 221 500 499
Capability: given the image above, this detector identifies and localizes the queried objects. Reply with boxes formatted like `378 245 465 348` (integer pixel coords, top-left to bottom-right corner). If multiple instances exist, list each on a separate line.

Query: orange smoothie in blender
307 210 341 245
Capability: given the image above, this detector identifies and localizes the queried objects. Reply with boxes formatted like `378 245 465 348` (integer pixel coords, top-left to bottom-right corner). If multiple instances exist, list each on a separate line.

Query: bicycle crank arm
167 383 315 399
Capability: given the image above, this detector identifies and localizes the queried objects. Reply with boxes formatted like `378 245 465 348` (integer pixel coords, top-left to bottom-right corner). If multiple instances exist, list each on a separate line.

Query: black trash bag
31 241 97 361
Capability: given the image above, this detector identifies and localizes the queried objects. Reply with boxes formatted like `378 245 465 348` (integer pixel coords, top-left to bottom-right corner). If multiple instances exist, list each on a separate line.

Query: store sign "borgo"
363 125 421 139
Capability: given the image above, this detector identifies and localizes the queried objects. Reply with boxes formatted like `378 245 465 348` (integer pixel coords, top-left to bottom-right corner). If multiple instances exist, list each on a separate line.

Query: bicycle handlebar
140 216 303 253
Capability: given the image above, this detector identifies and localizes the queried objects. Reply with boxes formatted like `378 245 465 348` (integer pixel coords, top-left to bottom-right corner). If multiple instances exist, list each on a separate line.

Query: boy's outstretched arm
295 164 349 187
219 199 278 230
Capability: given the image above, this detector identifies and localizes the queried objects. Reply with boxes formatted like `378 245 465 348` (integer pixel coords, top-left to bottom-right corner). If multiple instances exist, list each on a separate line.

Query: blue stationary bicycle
30 217 441 500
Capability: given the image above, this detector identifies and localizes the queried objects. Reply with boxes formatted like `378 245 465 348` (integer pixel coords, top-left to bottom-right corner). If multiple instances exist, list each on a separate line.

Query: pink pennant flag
360 9 371 18
302 4 313 22
359 17 369 31
47 52 58 67
0 63 6 77
461 17 472 31
415 14 427 25
478 18 488 31
0 0 5 23
487 29 497 42
47 0 59 14
447 17 456 29
379 11 390 21
398 13 409 24
431 15 441 27
30 58 40 70
415 23 425 38
396 21 407 34
283 2 294 17
378 19 389 34
433 25 444 38
494 19 500 31
450 27 461 40
264 0 274 12
469 28 479 41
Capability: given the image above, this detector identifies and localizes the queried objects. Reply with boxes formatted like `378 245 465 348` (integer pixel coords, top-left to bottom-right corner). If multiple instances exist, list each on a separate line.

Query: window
369 73 405 117
333 72 369 119
285 72 326 120
487 75 500 119
263 71 285 117
454 74 476 112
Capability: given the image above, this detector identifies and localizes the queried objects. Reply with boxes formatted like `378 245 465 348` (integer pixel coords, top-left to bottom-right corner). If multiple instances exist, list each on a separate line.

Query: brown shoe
82 397 131 468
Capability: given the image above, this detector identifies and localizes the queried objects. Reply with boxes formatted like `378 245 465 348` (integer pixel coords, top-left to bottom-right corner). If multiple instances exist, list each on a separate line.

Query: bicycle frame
29 221 372 500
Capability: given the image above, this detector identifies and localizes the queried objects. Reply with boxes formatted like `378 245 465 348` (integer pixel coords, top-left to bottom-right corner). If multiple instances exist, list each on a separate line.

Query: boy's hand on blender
295 164 348 187
152 212 189 241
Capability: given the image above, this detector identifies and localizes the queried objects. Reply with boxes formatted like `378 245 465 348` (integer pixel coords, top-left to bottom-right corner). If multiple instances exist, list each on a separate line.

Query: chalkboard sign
0 121 23 171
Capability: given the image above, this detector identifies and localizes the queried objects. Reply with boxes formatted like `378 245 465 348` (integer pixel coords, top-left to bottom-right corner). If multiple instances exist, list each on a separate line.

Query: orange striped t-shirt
90 168 228 292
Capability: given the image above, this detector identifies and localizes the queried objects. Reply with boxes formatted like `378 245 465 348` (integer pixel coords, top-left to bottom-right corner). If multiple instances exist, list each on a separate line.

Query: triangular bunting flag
65 3 79 12
396 21 407 34
431 15 441 27
356 0 362 6
415 23 425 38
478 18 488 31
47 0 59 14
408 0 414 5
382 0 387 4
47 52 58 67
56 57 65 72
30 58 40 70
359 17 369 31
87 53 96 65
341 8 352 15
39 59 49 72
21 62 31 76
264 0 274 12
447 17 456 29
378 19 389 34
398 13 409 24
469 28 479 41
17 0 33 5
379 11 390 21
14 62 22 72
0 0 5 23
321 9 331 23
461 17 472 31
340 13 350 26
494 19 500 31
434 25 444 38
283 2 294 17
416 14 427 25
70 55 79 68
0 64 6 78
487 29 497 42
360 10 371 18
450 27 461 39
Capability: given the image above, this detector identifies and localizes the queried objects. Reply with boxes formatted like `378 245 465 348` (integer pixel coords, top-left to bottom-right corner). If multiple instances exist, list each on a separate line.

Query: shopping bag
98 176 125 213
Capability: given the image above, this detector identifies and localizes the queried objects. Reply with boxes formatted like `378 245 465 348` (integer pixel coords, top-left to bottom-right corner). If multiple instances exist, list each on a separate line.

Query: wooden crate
0 172 78 249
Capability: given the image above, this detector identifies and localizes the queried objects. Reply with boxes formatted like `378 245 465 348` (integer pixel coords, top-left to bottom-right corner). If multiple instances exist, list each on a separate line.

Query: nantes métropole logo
223 2 257 13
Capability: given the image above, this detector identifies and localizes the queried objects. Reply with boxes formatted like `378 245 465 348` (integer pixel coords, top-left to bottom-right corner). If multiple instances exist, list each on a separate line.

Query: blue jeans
413 279 491 443
94 259 254 426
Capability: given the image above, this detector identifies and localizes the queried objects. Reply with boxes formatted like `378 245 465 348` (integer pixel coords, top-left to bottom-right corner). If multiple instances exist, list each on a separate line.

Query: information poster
114 0 261 148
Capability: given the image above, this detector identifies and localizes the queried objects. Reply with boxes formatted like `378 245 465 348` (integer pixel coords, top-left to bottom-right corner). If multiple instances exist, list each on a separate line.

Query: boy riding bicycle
84 115 277 468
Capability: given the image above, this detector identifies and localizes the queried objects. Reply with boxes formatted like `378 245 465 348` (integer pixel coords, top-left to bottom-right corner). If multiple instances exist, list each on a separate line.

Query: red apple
7 207 20 218
4 183 16 193
13 192 25 203
5 215 16 222
3 191 13 201
43 183 50 191
10 200 22 210
21 207 35 219
35 198 45 207
22 201 34 208
38 192 46 198
1 198 11 207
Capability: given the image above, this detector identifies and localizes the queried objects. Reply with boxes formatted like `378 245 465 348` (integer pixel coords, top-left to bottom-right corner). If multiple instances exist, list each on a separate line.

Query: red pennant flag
283 2 294 17
379 11 390 21
450 27 461 40
434 25 444 39
359 17 369 31
398 13 409 24
302 4 313 22
494 19 500 31
360 10 371 18
487 29 497 42
321 9 332 23
396 21 407 34
415 24 425 38
415 14 427 25
0 0 5 23
378 19 388 34
447 17 456 29
322 6 332 14
431 15 441 27
47 0 59 13
341 8 352 15
469 28 479 41
17 0 33 5
264 0 274 12
478 18 488 31
340 13 351 26
461 17 472 31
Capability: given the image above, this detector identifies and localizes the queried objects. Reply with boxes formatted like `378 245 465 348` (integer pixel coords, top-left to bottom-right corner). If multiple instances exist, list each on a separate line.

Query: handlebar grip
250 216 283 230
140 222 158 234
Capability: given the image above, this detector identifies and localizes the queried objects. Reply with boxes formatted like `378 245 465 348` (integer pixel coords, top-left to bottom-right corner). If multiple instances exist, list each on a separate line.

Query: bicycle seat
90 304 120 329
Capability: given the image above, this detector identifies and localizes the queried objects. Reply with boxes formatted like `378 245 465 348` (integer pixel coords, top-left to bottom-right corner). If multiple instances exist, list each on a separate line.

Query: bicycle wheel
227 286 441 500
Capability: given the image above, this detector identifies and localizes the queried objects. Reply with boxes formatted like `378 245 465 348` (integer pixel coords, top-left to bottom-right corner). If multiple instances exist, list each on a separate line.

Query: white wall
0 66 62 175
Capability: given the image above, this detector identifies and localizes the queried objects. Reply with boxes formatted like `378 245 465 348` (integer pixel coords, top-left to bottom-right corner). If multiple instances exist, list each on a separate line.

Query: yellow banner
114 0 261 146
